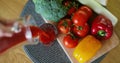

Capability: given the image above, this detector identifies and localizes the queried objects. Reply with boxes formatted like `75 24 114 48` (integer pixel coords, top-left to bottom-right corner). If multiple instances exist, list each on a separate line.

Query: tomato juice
0 24 56 54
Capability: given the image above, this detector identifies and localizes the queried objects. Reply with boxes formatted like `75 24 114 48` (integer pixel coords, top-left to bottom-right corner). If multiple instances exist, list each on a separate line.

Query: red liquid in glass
0 25 56 54
39 23 56 45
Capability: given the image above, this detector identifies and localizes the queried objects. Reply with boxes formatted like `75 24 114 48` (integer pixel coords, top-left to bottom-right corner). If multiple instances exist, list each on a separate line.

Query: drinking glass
0 15 58 54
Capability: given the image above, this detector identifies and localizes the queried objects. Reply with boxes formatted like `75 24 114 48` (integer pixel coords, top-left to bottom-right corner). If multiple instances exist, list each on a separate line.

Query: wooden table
0 0 120 63
0 0 32 63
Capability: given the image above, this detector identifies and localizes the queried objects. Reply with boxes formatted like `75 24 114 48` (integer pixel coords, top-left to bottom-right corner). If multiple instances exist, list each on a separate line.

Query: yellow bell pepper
73 35 102 63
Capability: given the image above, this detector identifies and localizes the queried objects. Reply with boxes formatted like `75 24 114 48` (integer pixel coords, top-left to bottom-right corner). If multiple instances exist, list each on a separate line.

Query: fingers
0 30 13 37
0 18 15 26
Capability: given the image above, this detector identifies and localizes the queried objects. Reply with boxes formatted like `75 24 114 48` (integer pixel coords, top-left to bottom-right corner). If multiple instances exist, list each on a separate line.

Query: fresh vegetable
33 0 81 22
72 10 88 26
79 6 92 18
62 0 70 6
73 35 102 63
72 23 89 37
91 15 113 40
33 0 70 22
63 34 79 48
57 19 72 34
67 7 77 16
72 6 92 26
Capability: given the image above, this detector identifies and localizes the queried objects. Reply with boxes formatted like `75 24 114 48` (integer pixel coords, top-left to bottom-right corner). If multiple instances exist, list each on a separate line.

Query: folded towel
20 0 106 63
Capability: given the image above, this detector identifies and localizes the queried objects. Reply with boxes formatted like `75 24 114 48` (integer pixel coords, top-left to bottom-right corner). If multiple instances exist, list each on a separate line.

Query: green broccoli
33 0 69 22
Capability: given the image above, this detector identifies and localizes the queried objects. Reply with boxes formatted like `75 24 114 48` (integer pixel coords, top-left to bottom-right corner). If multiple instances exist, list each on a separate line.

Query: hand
0 15 34 38
0 18 15 37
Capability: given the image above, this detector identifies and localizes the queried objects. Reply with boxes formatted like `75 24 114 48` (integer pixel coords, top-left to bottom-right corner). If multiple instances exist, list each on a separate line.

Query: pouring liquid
0 23 57 54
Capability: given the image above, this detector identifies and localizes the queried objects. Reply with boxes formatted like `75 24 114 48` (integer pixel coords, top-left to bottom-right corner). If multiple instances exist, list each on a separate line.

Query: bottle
0 15 57 54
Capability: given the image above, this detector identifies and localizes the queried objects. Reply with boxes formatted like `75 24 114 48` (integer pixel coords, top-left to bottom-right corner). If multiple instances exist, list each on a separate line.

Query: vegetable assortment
34 0 114 63
58 5 94 48
57 5 113 48
57 1 113 63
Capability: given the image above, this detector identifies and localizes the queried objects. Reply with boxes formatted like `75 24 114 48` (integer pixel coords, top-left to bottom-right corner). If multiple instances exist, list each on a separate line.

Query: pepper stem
98 30 106 36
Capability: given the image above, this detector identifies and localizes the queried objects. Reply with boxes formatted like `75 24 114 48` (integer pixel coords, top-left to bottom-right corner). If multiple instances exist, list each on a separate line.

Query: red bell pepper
91 15 113 40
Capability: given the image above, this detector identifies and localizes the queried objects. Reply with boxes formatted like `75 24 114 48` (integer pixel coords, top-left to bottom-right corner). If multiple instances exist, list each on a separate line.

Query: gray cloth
20 0 106 63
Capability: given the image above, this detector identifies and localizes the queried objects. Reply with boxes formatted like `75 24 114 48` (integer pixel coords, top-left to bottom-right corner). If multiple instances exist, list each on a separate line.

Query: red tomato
63 34 79 48
79 6 93 18
72 10 88 26
62 0 70 6
67 7 77 15
72 23 89 37
57 19 72 34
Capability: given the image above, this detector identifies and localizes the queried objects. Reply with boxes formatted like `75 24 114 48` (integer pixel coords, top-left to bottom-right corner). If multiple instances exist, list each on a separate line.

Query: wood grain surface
0 0 120 63
0 0 32 63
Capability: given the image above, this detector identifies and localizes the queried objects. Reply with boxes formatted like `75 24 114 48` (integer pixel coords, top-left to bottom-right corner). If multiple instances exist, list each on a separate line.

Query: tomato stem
78 26 83 30
62 20 68 28
70 32 76 39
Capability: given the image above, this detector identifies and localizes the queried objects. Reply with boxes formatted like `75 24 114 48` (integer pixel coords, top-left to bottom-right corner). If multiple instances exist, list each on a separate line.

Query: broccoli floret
33 0 69 22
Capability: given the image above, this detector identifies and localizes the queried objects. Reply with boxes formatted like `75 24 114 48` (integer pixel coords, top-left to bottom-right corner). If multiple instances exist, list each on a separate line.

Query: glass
0 15 58 54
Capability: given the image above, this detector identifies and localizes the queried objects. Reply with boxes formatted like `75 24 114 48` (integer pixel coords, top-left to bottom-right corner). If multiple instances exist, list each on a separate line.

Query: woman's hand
0 18 14 37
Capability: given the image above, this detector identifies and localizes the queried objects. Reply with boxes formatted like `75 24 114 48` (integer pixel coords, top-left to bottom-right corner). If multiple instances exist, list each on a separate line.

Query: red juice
30 24 56 45
0 26 38 54
38 23 56 45
0 24 56 54
0 29 26 54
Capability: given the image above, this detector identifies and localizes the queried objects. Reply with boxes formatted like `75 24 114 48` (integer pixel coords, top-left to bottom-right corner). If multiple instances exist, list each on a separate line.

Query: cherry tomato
62 0 70 6
63 34 79 48
67 7 77 15
72 10 88 26
57 19 72 34
79 6 93 18
72 23 89 37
